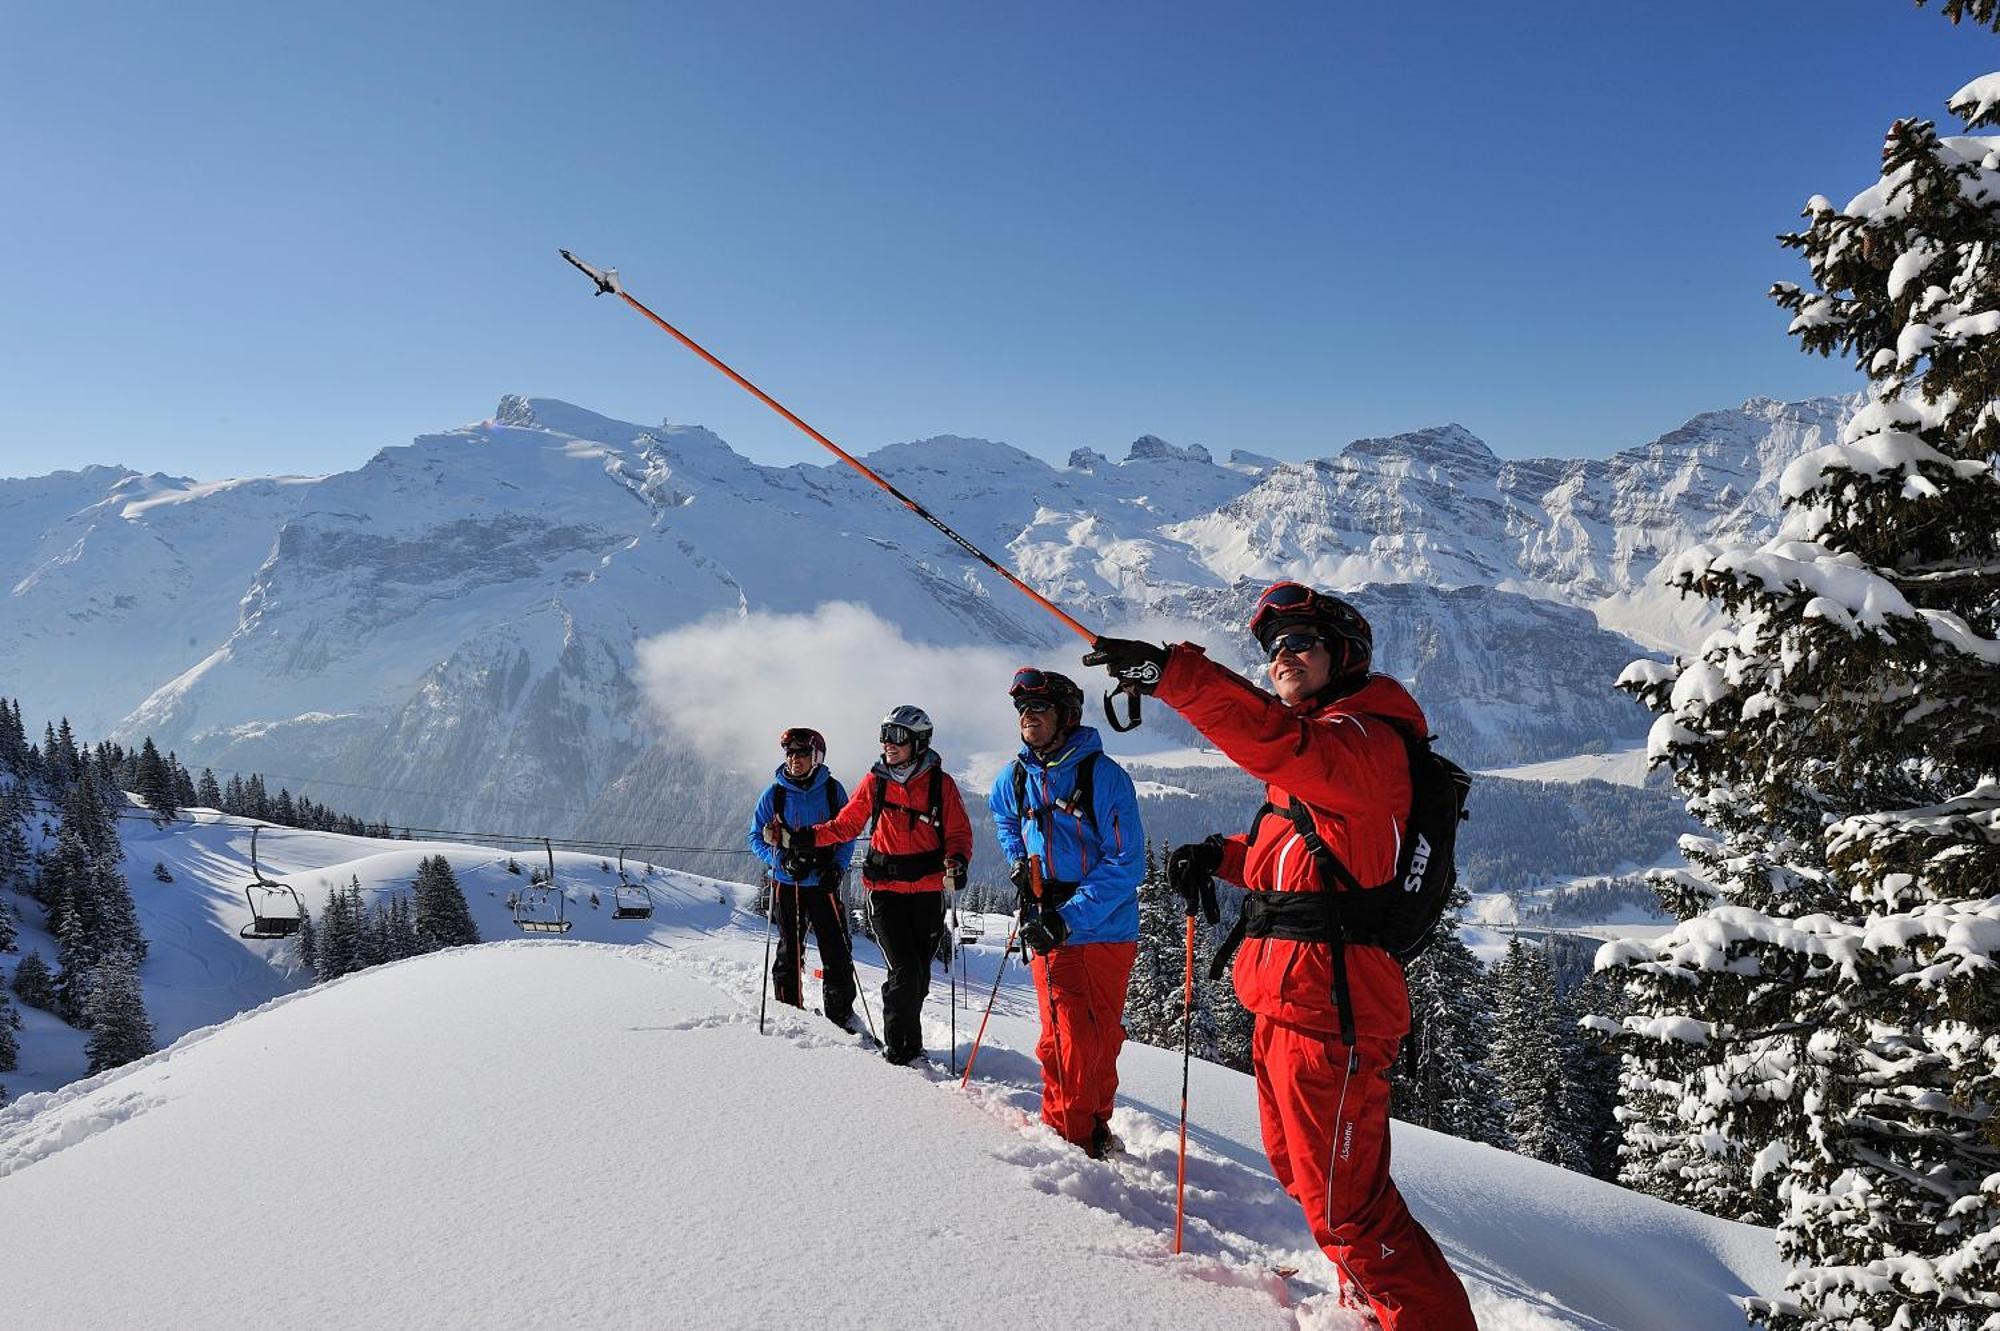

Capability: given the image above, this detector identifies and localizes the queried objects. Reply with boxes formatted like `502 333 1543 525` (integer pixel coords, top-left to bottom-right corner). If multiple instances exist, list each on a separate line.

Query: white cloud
635 602 1039 779
633 602 1241 789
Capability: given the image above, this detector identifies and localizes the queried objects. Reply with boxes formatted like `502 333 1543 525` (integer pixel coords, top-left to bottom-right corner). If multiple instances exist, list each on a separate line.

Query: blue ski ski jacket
987 725 1143 945
750 764 855 888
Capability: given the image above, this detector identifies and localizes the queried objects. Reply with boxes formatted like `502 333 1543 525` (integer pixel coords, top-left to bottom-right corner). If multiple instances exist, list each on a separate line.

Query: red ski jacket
813 756 974 895
1156 645 1418 1042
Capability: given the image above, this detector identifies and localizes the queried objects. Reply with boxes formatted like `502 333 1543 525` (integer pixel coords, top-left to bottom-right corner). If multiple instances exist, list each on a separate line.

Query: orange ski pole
559 251 1096 643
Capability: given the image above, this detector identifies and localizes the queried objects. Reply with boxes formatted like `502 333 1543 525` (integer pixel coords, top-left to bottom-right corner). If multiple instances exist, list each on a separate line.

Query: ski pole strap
1206 890 1361 1049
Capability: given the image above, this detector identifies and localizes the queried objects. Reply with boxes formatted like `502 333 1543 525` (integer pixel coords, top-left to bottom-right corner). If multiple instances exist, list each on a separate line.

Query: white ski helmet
879 704 934 753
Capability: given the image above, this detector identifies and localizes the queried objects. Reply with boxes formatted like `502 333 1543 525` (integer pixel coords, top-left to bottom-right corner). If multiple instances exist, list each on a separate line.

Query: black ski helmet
1008 667 1085 729
1248 580 1372 679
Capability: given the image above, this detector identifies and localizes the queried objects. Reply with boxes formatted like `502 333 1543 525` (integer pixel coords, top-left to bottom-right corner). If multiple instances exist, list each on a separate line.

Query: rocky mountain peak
1340 423 1496 467
1124 434 1213 465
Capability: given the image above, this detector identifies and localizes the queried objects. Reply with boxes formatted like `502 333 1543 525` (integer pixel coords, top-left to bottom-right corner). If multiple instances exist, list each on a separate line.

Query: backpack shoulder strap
928 766 945 841
826 778 845 824
771 783 788 822
1011 759 1030 817
1069 751 1101 834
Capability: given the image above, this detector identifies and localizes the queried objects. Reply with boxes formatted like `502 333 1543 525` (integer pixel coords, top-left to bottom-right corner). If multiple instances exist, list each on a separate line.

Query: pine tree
83 953 155 1074
410 855 480 950
349 881 382 970
196 769 222 811
0 893 15 953
0 987 19 1074
294 910 318 972
169 755 196 811
1488 938 1592 1171
1606 34 2000 1327
1393 888 1506 1147
12 949 56 1010
1122 844 1183 1048
314 884 360 981
133 738 176 821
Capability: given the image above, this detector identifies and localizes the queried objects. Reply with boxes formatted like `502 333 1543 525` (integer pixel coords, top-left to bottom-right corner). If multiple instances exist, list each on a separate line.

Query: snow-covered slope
0 392 1852 836
0 820 1780 1329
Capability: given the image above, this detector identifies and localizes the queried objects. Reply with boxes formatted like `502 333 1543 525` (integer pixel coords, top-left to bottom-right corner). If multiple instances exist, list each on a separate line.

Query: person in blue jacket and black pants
989 669 1144 1158
750 727 858 1029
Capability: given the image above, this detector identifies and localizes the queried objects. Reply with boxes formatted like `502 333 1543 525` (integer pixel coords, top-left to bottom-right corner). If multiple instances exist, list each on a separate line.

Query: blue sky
1 1 1990 479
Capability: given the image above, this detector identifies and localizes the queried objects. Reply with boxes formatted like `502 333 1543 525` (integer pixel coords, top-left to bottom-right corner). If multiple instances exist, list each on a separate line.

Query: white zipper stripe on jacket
1273 831 1303 889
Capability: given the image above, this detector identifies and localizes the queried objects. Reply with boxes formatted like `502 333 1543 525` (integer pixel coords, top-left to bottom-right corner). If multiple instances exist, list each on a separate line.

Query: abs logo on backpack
1403 834 1432 893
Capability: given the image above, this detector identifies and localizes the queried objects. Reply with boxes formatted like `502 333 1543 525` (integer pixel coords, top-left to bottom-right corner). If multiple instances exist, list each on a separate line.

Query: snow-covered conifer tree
412 855 480 951
1606 28 2000 1324
83 953 155 1074
12 949 55 1011
134 738 176 822
0 986 20 1074
195 769 222 811
1394 886 1506 1147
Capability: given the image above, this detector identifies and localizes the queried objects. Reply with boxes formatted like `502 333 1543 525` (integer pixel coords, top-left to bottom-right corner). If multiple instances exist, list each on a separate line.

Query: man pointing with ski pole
988 668 1143 1158
1083 584 1476 1330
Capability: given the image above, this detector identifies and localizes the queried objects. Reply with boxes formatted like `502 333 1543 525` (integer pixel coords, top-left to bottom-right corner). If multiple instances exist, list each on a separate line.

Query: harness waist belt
863 847 945 883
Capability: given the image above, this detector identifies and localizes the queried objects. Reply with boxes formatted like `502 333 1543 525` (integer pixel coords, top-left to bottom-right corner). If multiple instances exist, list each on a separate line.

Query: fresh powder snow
0 813 1783 1329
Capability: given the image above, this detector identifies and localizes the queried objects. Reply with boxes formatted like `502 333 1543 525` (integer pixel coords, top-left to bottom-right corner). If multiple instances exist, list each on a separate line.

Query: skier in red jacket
771 705 973 1066
1083 583 1475 1331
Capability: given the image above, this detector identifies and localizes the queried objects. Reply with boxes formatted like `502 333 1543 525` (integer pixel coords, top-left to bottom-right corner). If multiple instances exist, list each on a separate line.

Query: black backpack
1247 728 1471 964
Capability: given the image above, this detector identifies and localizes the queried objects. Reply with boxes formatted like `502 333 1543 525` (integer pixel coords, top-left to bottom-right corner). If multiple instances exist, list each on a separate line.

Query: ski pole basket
611 848 653 921
514 838 574 935
240 825 307 940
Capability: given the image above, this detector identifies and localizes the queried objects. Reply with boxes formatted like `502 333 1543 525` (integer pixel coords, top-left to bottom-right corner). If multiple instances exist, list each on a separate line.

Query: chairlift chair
611 848 653 921
240 825 307 940
958 912 985 946
514 838 574 935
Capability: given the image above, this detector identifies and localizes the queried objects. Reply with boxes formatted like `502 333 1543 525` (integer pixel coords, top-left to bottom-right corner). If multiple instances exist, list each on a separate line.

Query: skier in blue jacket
988 669 1144 1157
749 727 859 1028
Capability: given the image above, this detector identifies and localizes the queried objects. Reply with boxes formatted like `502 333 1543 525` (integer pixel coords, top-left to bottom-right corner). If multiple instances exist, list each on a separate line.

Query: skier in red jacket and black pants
1084 582 1475 1331
772 705 973 1067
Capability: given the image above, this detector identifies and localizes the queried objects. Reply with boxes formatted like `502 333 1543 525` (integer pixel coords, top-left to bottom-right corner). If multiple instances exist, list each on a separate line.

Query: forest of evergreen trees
0 696 418 1102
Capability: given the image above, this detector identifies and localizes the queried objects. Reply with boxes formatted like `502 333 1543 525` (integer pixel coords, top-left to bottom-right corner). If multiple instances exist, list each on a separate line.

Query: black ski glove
1081 637 1169 695
1167 836 1224 923
779 848 816 881
784 825 819 854
1019 909 1068 955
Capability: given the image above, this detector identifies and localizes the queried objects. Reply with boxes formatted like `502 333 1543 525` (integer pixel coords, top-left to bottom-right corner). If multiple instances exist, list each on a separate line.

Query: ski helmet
1248 580 1372 679
779 727 826 760
1008 667 1085 727
878 704 933 753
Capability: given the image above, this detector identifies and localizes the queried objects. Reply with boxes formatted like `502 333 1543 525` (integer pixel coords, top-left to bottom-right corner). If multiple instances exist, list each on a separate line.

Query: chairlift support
240 825 306 940
612 848 654 921
515 838 574 935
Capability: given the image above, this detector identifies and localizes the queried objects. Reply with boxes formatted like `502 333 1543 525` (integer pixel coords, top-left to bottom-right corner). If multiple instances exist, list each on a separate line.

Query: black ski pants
868 888 943 1060
771 882 855 1024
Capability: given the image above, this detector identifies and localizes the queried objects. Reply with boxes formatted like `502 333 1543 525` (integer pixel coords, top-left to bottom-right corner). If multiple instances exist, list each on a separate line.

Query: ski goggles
782 745 818 758
879 723 917 746
1009 667 1056 696
1265 630 1327 661
1248 580 1369 651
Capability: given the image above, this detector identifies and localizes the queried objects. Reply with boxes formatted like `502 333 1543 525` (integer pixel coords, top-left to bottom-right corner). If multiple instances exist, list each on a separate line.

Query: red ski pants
1254 1018 1475 1331
1031 940 1136 1149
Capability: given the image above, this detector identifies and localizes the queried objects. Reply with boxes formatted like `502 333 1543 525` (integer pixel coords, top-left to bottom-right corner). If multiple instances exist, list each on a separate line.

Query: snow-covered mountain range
0 392 1852 836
